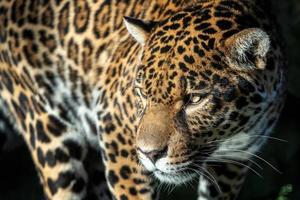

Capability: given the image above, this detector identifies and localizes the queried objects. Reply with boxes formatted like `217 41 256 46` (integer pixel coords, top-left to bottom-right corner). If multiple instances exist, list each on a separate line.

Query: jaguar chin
153 169 197 185
138 149 202 184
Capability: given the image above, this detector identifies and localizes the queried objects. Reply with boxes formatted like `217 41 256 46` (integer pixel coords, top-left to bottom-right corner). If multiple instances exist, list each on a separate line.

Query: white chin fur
138 152 196 184
154 171 196 184
138 152 157 171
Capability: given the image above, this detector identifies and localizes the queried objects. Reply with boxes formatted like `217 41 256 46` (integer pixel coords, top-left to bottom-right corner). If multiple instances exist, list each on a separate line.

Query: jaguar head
124 10 270 184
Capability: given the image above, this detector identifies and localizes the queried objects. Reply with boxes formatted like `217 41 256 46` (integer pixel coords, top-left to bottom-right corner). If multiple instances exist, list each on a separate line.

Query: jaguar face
124 8 270 184
134 58 246 184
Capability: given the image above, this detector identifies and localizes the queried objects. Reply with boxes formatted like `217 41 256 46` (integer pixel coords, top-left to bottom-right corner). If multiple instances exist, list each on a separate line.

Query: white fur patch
138 150 195 184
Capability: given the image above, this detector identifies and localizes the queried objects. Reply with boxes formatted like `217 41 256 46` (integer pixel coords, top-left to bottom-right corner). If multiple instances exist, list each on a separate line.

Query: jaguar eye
183 94 202 105
134 87 147 117
135 87 147 98
190 94 202 104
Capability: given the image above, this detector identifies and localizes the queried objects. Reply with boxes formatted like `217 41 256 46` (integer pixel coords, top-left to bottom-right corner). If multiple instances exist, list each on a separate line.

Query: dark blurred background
0 0 299 199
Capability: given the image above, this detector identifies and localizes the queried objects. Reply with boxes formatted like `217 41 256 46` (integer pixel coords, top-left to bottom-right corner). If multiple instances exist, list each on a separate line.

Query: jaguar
0 0 286 199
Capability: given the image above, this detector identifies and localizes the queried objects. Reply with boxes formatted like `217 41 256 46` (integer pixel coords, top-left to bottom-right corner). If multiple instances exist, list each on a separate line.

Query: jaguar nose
138 146 168 163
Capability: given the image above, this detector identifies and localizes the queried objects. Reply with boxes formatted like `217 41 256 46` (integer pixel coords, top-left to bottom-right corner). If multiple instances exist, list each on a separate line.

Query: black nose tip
138 146 168 163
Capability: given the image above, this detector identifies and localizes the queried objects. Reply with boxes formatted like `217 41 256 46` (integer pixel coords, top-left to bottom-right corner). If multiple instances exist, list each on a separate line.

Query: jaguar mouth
138 145 217 184
153 168 197 184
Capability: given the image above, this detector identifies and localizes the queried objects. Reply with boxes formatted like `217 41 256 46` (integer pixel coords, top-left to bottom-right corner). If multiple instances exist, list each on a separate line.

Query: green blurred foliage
277 184 293 200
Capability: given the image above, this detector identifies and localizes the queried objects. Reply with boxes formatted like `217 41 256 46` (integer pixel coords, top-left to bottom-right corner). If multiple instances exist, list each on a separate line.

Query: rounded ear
123 16 158 45
219 28 270 71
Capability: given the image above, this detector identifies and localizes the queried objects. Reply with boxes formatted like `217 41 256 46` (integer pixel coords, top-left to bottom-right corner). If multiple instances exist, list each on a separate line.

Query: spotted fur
0 0 286 200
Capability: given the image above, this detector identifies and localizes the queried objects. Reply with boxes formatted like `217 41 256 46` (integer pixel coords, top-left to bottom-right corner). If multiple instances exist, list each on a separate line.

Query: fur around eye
183 94 203 106
135 87 147 98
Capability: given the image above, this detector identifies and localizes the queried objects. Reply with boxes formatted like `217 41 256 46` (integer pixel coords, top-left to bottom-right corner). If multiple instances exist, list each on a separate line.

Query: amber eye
134 87 147 117
183 94 202 106
190 94 202 104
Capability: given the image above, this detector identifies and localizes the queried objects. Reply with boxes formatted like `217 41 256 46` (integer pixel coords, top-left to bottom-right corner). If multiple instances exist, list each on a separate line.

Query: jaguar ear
123 16 158 45
220 28 270 71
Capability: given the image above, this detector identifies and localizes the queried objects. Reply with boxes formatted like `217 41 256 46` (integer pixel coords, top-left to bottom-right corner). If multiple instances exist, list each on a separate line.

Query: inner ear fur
123 16 158 45
219 28 270 71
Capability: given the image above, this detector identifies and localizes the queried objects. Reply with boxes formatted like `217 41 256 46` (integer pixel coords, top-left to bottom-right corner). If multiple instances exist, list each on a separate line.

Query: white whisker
188 164 222 193
215 149 281 173
207 135 288 145
204 157 262 178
